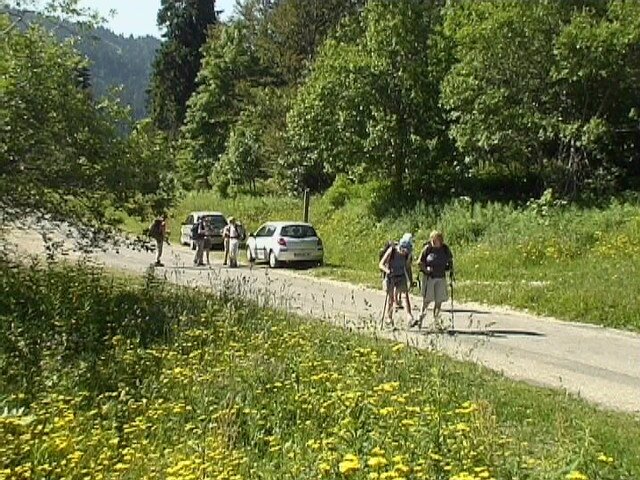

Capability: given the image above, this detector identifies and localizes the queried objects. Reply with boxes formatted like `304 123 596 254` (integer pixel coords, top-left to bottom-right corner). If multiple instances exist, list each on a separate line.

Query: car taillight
277 237 287 247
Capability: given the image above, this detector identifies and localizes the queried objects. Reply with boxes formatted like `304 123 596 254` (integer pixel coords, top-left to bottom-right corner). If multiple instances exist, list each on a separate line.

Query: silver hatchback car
246 222 324 268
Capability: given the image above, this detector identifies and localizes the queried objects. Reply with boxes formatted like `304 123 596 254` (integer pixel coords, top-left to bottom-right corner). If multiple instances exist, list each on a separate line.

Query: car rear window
202 215 227 229
280 225 317 238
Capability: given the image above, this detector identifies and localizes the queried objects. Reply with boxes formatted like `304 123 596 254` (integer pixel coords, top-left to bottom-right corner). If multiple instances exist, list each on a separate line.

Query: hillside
2 8 160 120
77 26 160 120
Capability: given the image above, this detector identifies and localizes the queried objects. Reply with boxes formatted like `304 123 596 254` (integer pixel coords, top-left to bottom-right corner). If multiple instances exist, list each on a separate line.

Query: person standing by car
227 216 241 268
148 213 169 267
416 230 454 327
379 234 415 326
202 217 215 266
222 222 230 266
192 216 206 266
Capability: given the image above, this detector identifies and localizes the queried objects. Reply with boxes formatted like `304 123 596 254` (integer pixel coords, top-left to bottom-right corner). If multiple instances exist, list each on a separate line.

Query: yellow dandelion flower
339 454 361 475
597 454 614 464
367 456 388 469
565 471 589 480
394 463 411 475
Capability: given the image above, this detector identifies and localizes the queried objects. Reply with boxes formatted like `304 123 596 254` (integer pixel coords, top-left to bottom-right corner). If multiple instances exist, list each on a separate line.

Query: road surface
7 227 640 414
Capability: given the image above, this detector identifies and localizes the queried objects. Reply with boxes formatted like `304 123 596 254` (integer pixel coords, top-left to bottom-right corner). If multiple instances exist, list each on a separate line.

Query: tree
441 0 640 198
213 86 291 194
237 0 365 84
149 0 217 134
285 0 454 197
0 14 174 231
179 23 262 189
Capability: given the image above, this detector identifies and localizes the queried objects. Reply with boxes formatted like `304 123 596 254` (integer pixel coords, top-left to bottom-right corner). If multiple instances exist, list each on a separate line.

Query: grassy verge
1 260 639 479
143 187 640 331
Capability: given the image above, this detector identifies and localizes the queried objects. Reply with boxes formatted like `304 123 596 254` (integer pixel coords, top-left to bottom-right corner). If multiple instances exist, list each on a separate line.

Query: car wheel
269 250 280 268
246 246 254 262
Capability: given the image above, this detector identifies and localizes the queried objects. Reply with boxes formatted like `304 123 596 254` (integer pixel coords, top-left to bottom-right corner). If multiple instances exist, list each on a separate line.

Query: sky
79 0 236 38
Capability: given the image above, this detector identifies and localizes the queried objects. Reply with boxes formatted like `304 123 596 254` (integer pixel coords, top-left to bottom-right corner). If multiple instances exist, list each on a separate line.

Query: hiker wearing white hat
379 232 415 326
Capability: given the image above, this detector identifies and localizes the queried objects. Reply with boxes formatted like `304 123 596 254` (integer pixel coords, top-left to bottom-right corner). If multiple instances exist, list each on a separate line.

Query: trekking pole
380 292 388 330
449 271 455 330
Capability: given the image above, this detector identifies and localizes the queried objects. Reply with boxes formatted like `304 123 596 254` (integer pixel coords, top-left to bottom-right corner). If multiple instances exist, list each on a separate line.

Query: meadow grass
1 260 639 480
151 188 640 331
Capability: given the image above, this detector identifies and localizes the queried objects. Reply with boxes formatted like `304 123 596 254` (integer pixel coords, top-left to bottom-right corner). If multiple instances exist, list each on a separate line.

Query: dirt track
8 227 640 414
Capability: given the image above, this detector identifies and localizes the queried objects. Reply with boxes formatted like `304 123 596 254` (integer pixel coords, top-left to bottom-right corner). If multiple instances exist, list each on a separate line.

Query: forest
2 0 639 225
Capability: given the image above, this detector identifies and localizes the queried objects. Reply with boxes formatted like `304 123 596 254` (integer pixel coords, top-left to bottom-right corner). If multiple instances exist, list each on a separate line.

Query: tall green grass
1 261 639 479
161 185 640 331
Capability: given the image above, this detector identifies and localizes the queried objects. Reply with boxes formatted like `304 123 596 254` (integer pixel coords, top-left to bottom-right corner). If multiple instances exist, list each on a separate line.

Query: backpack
148 219 162 239
190 221 201 239
237 223 246 241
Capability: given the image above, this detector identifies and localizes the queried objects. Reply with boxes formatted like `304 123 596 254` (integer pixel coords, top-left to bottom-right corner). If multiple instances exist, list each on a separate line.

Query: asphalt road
8 228 640 414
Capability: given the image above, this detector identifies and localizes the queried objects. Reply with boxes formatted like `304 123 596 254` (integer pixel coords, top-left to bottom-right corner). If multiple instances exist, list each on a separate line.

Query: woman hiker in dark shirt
415 230 453 327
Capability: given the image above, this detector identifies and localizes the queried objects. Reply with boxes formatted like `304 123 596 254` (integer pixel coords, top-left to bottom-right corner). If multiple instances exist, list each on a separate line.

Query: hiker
203 217 214 266
148 213 169 267
226 216 241 268
192 216 206 266
222 222 230 266
416 230 454 326
379 233 415 325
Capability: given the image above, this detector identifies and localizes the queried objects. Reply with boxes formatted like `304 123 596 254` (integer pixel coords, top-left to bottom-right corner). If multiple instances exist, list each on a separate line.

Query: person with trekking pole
379 233 415 327
414 230 454 329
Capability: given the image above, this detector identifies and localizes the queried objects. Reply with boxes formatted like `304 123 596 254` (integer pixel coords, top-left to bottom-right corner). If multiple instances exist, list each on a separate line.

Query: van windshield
280 225 317 238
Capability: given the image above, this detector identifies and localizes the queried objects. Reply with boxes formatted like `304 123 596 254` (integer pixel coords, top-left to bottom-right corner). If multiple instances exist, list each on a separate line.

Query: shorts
421 277 448 303
203 236 213 250
384 275 408 294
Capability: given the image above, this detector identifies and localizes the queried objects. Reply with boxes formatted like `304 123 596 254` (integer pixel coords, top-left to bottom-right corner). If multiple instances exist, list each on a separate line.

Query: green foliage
2 262 640 478
1 15 177 230
0 17 123 225
2 7 161 120
286 0 454 196
0 259 206 396
237 0 365 84
149 0 217 133
179 23 260 189
441 0 640 199
123 120 179 216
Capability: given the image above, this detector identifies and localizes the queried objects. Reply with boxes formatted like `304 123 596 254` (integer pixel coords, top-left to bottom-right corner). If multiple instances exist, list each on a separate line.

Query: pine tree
149 0 217 134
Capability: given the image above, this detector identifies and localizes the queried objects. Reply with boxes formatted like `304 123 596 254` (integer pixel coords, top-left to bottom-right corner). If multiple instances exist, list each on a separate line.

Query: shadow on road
441 328 545 338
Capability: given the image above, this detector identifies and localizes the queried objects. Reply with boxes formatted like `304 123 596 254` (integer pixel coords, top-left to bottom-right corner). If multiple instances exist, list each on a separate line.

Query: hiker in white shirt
227 217 240 268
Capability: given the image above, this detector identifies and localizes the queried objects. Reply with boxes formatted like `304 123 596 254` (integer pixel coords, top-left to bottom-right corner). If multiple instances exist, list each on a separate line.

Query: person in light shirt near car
226 217 241 268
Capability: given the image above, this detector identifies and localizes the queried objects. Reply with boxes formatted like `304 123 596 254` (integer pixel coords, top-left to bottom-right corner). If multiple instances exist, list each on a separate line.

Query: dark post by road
303 189 310 222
